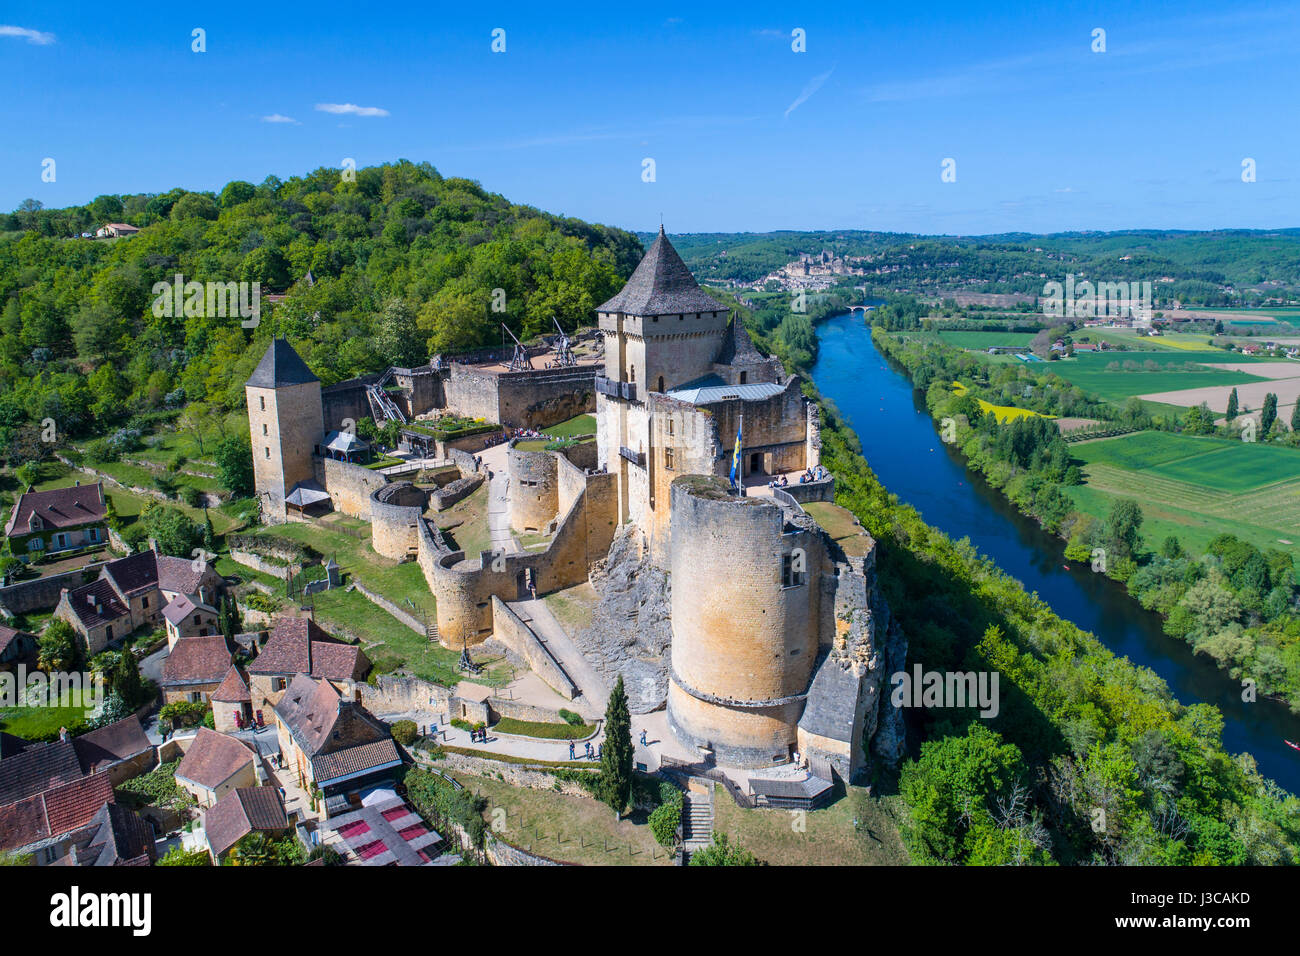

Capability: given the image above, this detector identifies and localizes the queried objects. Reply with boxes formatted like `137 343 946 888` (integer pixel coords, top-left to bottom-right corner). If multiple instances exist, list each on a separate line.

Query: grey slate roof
665 379 786 405
245 338 319 389
597 226 725 317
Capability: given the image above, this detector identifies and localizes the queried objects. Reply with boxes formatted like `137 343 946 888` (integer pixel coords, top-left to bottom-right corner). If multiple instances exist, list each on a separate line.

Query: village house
67 715 155 786
273 674 401 817
94 222 140 238
0 624 36 669
161 593 220 647
160 635 234 705
173 727 260 807
211 664 254 733
3 482 107 560
202 785 290 862
245 617 370 715
50 801 156 867
0 731 117 864
53 547 225 656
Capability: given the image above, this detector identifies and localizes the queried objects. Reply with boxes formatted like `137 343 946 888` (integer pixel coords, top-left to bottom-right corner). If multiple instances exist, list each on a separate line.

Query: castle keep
248 228 901 783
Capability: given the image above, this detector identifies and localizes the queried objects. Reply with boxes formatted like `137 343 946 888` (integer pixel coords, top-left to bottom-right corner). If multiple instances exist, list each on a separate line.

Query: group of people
568 740 603 761
767 465 829 489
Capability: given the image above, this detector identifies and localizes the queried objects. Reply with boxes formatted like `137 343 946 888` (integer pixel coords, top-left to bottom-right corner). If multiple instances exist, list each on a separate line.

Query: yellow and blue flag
729 416 743 486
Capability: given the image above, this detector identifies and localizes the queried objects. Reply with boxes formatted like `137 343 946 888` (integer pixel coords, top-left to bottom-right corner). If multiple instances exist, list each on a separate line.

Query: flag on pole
730 413 743 487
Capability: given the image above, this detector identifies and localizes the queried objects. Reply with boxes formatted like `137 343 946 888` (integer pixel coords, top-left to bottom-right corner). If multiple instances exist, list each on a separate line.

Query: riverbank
868 323 1300 716
802 313 1300 808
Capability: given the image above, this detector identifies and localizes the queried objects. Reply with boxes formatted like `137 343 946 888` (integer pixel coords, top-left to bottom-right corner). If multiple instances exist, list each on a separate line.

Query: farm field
1044 351 1273 406
936 330 1036 350
1068 431 1300 568
951 381 1051 422
1071 329 1224 352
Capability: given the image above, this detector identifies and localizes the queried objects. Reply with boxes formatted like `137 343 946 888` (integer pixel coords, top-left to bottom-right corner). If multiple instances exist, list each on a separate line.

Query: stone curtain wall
0 564 102 614
430 474 483 511
365 672 453 718
489 596 578 699
320 374 379 434
315 456 389 520
447 364 597 430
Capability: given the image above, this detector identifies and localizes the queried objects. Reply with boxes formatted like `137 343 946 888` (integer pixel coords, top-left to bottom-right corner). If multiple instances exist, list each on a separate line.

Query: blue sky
2 0 1298 235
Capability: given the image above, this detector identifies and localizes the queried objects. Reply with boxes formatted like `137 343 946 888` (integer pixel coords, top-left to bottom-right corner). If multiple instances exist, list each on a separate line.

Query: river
811 311 1300 793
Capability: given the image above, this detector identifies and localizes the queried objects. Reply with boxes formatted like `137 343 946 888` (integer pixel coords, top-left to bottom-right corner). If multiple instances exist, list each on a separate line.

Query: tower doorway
749 452 764 474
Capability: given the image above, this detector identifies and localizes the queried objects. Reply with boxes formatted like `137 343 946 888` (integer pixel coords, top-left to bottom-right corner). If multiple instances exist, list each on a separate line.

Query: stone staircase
426 621 439 644
681 788 714 858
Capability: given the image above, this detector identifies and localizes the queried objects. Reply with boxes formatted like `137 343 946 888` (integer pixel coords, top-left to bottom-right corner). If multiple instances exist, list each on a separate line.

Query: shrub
558 708 584 726
649 787 683 847
181 484 203 508
392 719 418 746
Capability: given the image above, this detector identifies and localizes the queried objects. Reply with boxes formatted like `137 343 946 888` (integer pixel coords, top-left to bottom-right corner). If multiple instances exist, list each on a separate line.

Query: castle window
664 448 674 471
259 396 265 411
739 371 748 384
657 376 664 393
265 447 271 458
667 418 674 436
262 423 268 435
782 555 806 588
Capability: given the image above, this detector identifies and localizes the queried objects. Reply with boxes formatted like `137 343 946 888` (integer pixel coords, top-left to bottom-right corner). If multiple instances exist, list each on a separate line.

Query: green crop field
1045 351 1271 405
936 331 1036 350
1068 431 1300 567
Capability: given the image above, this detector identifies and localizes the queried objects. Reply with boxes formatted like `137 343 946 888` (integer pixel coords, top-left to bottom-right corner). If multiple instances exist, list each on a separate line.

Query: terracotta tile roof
63 579 130 629
68 801 155 866
4 483 105 537
162 593 215 626
70 716 152 773
0 738 84 805
156 554 209 595
211 665 251 703
174 728 255 791
311 738 401 785
246 618 368 681
204 786 288 857
161 636 232 687
4 772 119 853
101 550 159 596
0 625 32 657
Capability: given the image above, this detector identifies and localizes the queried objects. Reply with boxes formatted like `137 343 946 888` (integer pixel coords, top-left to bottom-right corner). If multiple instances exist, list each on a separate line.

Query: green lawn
492 716 594 739
545 414 596 438
709 782 909 866
437 483 492 559
543 581 598 635
459 773 672 866
0 688 97 741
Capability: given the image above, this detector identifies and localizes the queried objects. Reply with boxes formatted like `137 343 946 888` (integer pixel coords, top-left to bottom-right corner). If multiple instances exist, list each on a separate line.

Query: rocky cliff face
572 525 672 714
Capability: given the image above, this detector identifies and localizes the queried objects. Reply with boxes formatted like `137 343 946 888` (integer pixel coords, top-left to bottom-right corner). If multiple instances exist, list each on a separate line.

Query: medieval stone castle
247 227 903 784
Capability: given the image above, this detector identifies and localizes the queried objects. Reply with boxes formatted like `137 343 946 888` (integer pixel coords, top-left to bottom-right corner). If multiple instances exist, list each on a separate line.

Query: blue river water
811 312 1300 793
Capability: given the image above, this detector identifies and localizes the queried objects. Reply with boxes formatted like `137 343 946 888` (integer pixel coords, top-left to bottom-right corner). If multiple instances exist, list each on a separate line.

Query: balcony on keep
619 446 646 467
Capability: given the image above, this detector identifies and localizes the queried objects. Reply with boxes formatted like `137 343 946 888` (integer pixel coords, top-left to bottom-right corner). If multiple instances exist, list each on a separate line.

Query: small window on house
193 614 200 625
142 596 149 608
629 366 635 382
664 448 674 471
273 677 286 692
105 625 113 640
739 371 748 384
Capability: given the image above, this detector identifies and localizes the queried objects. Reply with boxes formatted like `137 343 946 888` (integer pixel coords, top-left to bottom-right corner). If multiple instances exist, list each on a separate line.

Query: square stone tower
595 226 730 528
245 338 324 521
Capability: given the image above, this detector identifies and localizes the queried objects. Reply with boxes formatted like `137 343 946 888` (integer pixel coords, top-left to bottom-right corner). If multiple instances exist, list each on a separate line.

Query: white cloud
261 114 300 124
314 102 389 117
0 25 56 45
784 67 834 118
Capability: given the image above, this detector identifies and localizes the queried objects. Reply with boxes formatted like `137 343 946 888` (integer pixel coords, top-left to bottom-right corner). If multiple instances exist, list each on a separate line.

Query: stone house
54 548 226 656
162 593 220 647
67 715 155 786
0 732 117 865
211 665 254 733
246 617 370 717
0 625 36 669
160 635 233 705
273 674 401 817
3 482 107 560
203 786 290 861
51 801 156 866
173 728 260 808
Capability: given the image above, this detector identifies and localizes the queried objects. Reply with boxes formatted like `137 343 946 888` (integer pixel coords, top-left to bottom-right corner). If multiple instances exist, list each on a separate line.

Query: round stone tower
508 443 559 532
666 475 823 767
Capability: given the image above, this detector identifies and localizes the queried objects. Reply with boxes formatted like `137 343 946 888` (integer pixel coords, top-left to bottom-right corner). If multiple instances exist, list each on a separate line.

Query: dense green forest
658 229 1300 307
0 161 641 461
